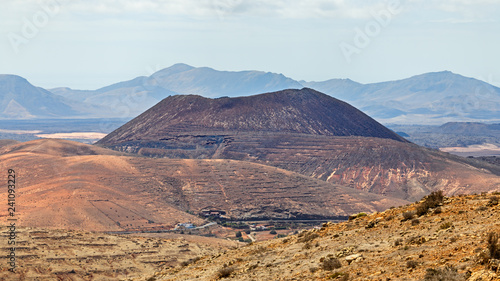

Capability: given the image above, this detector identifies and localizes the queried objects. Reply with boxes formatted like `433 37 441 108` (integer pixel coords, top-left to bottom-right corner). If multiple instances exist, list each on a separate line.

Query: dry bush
439 222 452 230
180 256 201 267
407 236 426 245
402 211 415 221
488 232 500 259
416 204 430 217
407 260 419 269
417 191 444 216
426 190 444 207
250 246 267 255
423 266 465 281
217 266 235 279
488 196 499 206
330 272 349 280
322 257 342 270
298 232 319 243
247 263 258 271
411 219 420 226
394 238 403 247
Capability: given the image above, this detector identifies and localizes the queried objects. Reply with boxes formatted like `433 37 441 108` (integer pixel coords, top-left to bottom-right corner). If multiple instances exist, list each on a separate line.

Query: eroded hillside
154 192 500 281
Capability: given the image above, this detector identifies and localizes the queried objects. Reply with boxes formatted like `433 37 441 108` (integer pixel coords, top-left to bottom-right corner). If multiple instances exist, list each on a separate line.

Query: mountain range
2 64 500 124
0 75 79 119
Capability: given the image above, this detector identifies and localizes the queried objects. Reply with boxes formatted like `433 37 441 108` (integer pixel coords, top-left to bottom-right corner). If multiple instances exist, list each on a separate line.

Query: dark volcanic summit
98 88 405 145
96 88 500 201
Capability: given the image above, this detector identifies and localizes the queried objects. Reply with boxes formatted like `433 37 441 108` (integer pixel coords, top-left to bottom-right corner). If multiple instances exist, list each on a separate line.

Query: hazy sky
1 0 499 90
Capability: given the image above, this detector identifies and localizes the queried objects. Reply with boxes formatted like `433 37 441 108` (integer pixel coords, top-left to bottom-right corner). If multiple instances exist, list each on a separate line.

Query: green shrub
270 230 277 235
235 231 242 238
357 212 367 218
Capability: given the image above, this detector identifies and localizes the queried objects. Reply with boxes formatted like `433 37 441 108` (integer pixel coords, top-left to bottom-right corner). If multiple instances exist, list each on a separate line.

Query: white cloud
407 0 500 23
1 0 411 20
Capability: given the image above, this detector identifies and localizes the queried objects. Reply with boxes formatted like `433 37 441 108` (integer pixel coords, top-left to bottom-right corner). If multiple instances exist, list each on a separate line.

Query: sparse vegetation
181 256 201 267
217 266 235 279
250 246 268 255
487 232 500 259
357 212 367 218
476 206 488 212
488 196 499 206
416 191 444 216
298 231 319 243
349 212 367 220
329 272 349 280
402 211 415 221
235 231 242 238
439 222 452 230
247 263 258 271
270 230 277 235
309 266 319 273
322 257 342 270
406 260 419 269
394 238 403 247
365 220 377 228
422 266 465 281
407 236 426 245
411 218 420 226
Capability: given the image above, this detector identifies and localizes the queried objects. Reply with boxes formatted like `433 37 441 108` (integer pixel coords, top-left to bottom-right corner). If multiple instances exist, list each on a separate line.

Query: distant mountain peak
0 75 79 119
0 74 30 83
152 63 195 77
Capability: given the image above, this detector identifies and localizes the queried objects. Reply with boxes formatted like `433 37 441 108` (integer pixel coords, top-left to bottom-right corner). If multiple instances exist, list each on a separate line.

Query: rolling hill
97 89 500 201
0 139 408 231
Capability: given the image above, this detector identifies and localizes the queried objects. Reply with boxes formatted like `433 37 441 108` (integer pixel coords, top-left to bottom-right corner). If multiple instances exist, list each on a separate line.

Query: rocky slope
153 192 500 281
0 227 239 280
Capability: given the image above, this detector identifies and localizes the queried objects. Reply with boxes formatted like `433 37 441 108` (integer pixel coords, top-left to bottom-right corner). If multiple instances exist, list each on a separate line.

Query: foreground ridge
153 192 500 281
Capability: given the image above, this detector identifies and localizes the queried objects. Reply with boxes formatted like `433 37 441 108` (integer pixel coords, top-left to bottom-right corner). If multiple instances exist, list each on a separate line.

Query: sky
1 0 499 90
